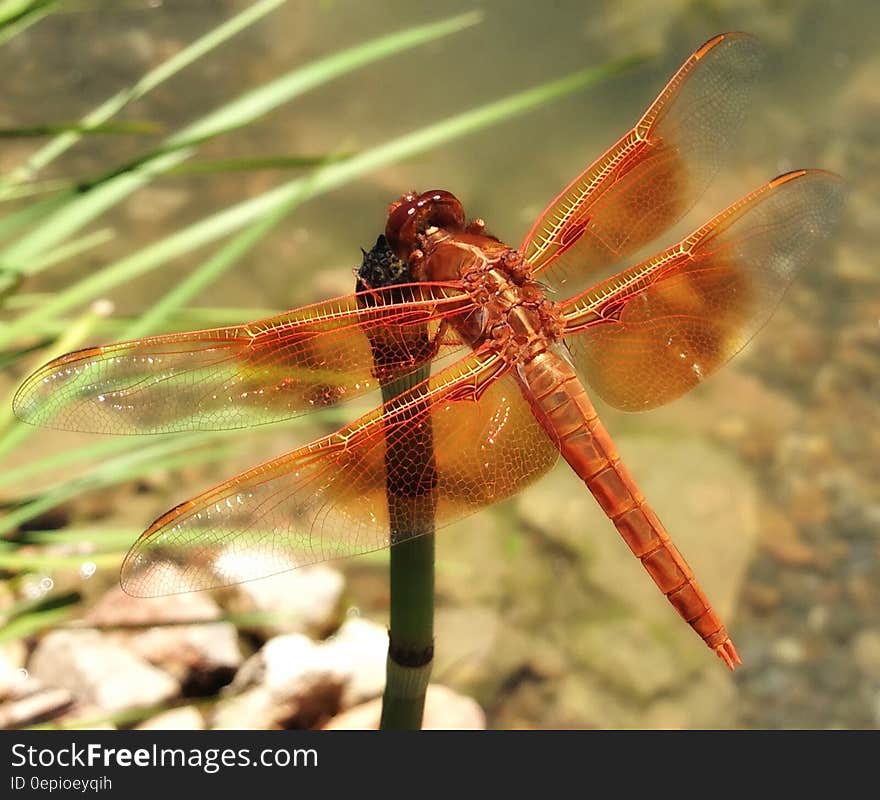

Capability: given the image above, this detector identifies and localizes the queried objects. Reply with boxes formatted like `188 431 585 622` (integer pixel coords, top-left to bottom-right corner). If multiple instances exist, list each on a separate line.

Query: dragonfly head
385 189 465 259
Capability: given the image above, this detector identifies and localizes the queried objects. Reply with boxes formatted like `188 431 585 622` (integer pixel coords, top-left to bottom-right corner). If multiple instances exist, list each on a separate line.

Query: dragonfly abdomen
519 348 741 669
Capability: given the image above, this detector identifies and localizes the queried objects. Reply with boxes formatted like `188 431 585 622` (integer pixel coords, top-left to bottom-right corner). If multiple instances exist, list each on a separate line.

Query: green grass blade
0 121 162 138
0 437 160 491
0 0 288 192
0 0 59 45
0 301 113 454
0 605 76 644
166 153 352 176
0 0 54 23
0 436 233 537
0 11 482 265
0 192 71 244
25 227 114 273
0 178 69 202
9 527 136 547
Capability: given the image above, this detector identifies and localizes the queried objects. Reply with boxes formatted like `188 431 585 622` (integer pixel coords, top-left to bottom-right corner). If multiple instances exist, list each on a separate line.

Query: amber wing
559 170 847 410
13 283 473 434
120 349 559 595
521 32 763 292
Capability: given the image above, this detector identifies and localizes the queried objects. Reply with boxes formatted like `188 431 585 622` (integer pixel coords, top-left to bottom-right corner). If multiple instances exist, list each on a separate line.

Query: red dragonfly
14 33 845 669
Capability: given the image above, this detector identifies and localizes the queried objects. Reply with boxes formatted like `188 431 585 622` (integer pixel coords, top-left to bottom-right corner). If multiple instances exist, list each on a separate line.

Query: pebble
29 631 178 714
771 637 806 666
86 584 242 691
0 687 74 729
136 706 206 730
852 630 880 681
225 564 345 639
324 685 485 730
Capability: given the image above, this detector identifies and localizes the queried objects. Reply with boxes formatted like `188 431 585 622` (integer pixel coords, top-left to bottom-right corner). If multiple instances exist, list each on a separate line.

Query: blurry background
0 0 876 729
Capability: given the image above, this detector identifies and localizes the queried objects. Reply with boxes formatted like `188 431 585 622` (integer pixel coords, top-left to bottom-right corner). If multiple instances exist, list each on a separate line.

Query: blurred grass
0 1 645 687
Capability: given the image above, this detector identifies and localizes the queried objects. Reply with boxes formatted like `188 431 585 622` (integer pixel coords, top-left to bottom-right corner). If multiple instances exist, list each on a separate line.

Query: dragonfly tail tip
715 639 742 671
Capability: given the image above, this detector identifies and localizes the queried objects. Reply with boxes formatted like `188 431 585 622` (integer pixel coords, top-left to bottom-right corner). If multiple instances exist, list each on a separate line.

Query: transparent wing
13 282 474 434
120 349 559 595
559 170 846 410
522 32 763 292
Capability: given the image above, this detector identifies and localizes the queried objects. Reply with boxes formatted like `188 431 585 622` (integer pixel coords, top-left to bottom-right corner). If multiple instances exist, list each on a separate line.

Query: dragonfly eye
385 189 465 258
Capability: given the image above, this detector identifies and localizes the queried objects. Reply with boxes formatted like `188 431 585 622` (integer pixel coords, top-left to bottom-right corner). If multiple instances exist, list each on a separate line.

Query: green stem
378 367 435 730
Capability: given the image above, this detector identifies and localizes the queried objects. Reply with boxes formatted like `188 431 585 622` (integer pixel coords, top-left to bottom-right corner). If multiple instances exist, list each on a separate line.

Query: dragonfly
14 33 845 669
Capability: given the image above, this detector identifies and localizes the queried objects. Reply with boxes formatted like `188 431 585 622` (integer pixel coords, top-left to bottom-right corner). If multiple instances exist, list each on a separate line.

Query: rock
86 583 242 692
215 634 346 729
758 507 816 567
0 687 74 729
835 52 880 137
0 640 28 701
433 606 502 688
771 637 807 666
516 464 592 555
434 510 513 607
253 618 387 708
569 618 682 701
645 665 736 729
325 617 388 708
225 564 345 638
433 608 568 715
743 582 782 614
211 687 287 730
212 617 388 728
544 674 641 729
29 630 178 714
852 630 880 681
807 605 830 632
323 684 485 730
136 706 205 730
834 244 877 286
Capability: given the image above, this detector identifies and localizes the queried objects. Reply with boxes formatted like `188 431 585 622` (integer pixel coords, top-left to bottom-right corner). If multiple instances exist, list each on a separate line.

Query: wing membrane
560 170 846 410
120 349 559 595
13 283 474 434
522 32 763 291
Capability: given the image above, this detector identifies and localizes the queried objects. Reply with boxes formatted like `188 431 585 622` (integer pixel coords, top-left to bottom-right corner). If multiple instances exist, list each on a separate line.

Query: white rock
853 630 880 681
0 640 28 701
211 687 281 730
260 633 348 697
324 617 388 708
215 634 346 729
324 684 485 730
136 706 205 730
125 624 241 688
86 585 242 685
214 617 388 728
772 637 806 666
0 687 74 728
29 630 178 714
226 563 345 637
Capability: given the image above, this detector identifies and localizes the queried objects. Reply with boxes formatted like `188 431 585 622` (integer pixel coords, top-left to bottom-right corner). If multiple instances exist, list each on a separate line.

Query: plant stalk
377 366 435 730
356 238 437 730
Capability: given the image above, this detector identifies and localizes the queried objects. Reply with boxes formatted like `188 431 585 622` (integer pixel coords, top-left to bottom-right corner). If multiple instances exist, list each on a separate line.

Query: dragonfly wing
13 282 473 434
522 32 763 292
120 348 559 595
559 170 846 410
